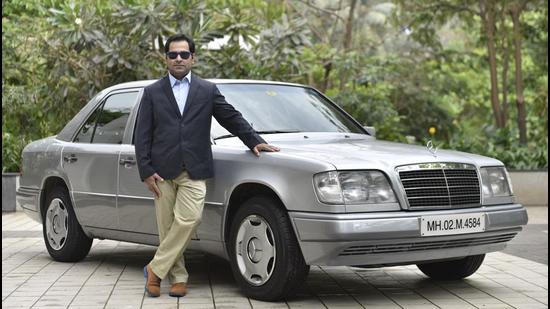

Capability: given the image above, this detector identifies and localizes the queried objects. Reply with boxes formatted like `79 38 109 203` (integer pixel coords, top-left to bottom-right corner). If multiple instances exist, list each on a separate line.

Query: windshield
212 84 364 139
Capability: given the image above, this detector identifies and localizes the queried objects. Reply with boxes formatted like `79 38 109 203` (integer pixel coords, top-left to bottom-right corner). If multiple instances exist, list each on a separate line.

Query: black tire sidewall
42 186 92 262
417 254 485 280
228 196 306 300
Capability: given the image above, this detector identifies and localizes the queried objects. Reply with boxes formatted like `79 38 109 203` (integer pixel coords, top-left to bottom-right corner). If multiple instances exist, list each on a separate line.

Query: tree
340 0 359 90
508 0 529 145
393 0 508 129
392 0 545 145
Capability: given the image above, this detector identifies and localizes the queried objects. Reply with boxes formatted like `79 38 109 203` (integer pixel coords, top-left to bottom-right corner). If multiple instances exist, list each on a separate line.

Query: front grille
398 164 481 209
339 233 517 256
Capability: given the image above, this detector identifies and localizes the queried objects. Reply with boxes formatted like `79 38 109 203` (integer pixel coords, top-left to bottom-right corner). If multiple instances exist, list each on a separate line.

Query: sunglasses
166 51 192 60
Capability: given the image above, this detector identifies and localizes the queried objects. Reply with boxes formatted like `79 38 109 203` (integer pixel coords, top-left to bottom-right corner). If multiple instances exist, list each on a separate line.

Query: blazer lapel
182 76 201 116
161 75 183 119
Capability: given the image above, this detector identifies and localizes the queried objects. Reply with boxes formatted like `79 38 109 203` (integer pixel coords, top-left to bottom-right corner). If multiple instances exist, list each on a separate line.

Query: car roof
107 79 307 92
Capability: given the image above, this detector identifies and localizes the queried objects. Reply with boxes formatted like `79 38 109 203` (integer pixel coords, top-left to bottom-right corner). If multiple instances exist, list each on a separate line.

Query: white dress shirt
168 71 191 115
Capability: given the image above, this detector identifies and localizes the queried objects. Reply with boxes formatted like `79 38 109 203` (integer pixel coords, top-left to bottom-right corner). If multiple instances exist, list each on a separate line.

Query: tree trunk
510 4 528 145
343 0 358 50
157 35 164 52
501 36 511 126
480 1 505 128
339 0 358 90
322 62 332 92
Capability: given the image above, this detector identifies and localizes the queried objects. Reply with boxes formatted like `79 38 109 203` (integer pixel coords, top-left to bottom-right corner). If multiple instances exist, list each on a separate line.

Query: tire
417 254 485 280
42 186 92 262
228 196 309 301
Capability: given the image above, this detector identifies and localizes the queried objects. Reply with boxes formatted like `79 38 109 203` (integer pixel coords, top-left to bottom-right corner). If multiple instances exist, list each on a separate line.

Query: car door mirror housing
364 126 376 137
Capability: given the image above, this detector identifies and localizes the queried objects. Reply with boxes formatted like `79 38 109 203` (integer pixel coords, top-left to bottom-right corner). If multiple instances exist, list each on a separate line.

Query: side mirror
363 126 376 137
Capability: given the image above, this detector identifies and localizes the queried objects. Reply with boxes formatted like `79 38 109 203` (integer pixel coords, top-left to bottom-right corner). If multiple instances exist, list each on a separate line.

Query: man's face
165 40 194 79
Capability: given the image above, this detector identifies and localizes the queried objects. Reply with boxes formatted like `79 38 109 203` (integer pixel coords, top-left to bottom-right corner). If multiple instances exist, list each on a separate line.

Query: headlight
314 171 397 205
480 167 513 198
313 171 343 204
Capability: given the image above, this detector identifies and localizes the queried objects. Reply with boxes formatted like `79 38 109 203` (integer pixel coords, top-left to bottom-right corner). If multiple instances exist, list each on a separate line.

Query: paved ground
2 211 548 309
503 206 548 265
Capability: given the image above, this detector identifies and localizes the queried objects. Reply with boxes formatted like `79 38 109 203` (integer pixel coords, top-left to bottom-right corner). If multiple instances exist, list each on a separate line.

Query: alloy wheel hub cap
45 198 69 250
235 214 276 286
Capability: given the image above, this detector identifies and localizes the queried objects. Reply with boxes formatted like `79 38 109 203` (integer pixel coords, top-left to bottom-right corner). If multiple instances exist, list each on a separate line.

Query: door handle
63 154 78 163
119 157 136 166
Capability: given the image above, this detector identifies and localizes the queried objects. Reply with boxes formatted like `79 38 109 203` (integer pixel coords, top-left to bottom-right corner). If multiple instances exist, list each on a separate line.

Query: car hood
215 132 503 170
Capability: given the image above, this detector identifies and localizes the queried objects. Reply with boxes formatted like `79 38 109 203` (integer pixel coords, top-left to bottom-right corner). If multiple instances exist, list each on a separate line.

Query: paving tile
1 296 40 308
215 304 252 309
434 303 477 309
286 295 326 308
510 304 549 309
104 305 144 309
318 294 361 307
141 295 177 304
139 305 178 309
353 295 399 307
176 305 215 309
248 299 289 308
178 297 214 304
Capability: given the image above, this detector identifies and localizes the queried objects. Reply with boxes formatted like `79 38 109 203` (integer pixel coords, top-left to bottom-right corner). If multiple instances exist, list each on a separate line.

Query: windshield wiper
213 130 301 141
255 130 301 134
213 134 236 140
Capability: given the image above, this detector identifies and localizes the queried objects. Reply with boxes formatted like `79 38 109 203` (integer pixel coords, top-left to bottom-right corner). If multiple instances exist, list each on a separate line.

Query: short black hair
164 34 195 54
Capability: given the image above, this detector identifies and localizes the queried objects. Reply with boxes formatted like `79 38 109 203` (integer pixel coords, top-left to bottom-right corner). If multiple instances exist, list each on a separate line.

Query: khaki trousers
149 170 206 284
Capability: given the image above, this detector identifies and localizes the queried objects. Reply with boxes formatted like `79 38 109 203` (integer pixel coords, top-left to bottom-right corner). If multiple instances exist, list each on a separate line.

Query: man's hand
253 143 280 157
144 173 164 198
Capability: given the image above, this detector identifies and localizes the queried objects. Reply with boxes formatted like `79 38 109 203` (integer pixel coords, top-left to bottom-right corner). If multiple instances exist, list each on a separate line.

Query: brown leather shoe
143 264 161 297
169 282 187 297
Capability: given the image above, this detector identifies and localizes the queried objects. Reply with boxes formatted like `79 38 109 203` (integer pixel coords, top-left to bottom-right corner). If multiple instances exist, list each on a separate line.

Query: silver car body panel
17 79 528 266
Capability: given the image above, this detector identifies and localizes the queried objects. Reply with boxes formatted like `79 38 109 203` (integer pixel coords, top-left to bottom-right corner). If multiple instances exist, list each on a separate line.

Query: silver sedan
16 80 528 301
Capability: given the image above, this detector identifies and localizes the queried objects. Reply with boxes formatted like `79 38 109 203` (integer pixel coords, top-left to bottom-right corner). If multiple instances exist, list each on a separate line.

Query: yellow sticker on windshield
265 91 277 97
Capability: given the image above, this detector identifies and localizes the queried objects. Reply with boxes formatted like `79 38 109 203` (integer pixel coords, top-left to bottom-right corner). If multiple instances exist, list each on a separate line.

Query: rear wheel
42 186 92 262
417 254 485 280
228 196 309 301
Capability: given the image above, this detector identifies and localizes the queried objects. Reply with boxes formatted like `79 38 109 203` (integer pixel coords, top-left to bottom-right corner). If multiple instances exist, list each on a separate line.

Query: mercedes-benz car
16 80 528 301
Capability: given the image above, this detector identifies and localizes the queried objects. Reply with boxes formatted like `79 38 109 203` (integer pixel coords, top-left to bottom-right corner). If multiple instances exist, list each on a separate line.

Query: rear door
117 93 158 235
63 90 139 230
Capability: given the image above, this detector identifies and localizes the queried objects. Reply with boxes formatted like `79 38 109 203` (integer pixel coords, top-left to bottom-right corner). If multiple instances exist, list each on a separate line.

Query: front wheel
228 196 309 301
42 186 92 262
417 254 485 280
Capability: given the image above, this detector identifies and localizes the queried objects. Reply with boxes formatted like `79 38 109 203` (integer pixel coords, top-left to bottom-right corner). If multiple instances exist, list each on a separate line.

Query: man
134 34 279 298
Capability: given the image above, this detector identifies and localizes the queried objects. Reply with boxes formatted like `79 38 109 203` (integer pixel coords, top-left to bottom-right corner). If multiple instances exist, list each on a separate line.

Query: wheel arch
39 176 91 238
40 176 70 220
223 182 287 245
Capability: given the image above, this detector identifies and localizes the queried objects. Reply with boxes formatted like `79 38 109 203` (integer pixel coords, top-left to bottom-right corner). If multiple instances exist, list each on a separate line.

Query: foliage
327 84 405 142
443 126 548 170
2 0 548 172
2 85 58 173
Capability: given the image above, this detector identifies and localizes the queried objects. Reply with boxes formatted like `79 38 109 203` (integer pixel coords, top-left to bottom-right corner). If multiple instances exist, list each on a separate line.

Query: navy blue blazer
134 74 265 181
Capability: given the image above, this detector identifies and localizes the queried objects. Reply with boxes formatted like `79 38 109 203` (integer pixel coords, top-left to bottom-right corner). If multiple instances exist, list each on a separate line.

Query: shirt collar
168 71 192 87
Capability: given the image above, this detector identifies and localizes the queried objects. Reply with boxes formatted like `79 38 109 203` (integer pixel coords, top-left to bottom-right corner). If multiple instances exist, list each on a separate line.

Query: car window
74 91 138 144
74 105 102 143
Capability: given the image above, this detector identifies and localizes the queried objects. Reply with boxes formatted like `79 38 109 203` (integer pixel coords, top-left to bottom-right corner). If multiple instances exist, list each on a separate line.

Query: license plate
420 213 485 236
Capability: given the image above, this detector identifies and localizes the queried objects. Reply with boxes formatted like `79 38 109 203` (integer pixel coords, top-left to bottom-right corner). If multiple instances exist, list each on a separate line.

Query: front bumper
289 204 528 266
